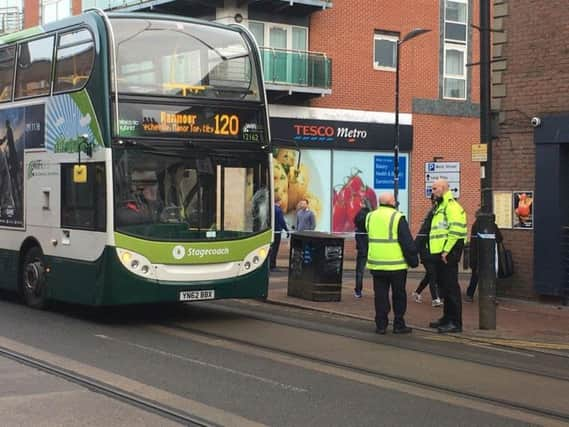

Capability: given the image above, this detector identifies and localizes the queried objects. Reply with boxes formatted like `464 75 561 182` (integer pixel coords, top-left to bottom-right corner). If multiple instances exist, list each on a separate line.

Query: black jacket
354 207 370 253
415 207 438 264
469 218 503 270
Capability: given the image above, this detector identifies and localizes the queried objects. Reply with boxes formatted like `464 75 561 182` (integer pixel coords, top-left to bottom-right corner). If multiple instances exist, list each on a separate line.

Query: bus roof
0 10 246 46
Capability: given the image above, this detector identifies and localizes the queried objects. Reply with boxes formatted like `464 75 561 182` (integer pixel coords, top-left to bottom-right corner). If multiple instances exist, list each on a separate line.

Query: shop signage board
374 155 407 190
270 117 413 151
424 162 460 198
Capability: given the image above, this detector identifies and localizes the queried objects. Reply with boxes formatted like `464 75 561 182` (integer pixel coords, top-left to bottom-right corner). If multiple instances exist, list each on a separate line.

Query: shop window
53 28 95 93
0 46 16 102
61 162 106 231
15 36 55 99
373 32 398 70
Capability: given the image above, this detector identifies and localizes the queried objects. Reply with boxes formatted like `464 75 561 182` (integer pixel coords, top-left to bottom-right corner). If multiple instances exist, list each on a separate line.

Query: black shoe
429 319 447 328
437 322 462 333
375 327 387 335
393 326 412 334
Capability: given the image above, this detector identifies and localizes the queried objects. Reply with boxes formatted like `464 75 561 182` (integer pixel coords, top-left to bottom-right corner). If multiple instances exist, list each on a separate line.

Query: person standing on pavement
464 209 503 302
295 198 315 232
353 204 370 298
270 196 288 271
412 194 442 307
428 179 468 333
366 192 418 334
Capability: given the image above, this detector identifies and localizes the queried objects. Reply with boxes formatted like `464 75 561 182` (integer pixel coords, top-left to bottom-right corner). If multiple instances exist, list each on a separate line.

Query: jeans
415 261 439 300
355 252 367 293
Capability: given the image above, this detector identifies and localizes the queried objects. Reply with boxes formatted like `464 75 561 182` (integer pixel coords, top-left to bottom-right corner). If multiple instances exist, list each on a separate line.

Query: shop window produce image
272 148 330 231
333 169 377 232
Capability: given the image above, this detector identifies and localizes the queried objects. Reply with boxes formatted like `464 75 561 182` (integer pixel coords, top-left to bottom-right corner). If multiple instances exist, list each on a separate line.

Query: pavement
267 258 569 348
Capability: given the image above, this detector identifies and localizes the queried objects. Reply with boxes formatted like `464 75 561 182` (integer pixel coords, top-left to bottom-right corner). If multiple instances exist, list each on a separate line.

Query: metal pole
394 41 401 204
478 0 496 329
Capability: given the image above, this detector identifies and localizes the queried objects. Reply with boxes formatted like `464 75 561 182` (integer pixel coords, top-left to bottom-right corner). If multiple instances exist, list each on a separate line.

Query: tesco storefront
269 106 413 233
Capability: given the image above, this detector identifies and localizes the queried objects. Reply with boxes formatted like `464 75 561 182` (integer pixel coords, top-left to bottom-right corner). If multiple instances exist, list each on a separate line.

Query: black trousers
436 258 462 327
372 269 408 329
270 232 282 269
355 252 367 292
415 261 439 300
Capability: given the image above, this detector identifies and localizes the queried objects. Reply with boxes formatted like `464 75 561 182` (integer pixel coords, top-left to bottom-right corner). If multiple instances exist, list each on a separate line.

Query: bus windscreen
110 18 260 102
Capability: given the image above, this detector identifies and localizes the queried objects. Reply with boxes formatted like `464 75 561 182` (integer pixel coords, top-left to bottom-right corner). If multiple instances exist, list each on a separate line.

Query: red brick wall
23 0 39 28
306 0 481 237
411 114 480 234
309 0 440 113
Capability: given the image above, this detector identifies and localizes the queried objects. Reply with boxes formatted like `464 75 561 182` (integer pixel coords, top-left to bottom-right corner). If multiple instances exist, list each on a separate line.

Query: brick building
492 0 569 300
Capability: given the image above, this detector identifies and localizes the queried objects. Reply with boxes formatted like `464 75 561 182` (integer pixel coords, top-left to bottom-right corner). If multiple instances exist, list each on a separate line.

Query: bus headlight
116 248 155 279
239 244 270 275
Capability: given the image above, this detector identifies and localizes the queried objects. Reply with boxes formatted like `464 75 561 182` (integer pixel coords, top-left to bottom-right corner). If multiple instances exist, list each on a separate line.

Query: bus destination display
118 104 262 142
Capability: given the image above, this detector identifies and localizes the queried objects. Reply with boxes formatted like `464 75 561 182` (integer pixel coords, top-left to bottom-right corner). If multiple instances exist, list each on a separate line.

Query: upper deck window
53 28 95 94
0 46 16 102
110 18 260 102
15 36 55 99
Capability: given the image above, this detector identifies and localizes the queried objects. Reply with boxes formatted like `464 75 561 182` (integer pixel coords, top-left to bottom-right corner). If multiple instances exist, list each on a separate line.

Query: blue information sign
374 155 406 190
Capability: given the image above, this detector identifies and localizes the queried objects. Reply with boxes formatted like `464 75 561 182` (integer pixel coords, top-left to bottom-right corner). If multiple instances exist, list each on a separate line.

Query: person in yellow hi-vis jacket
366 193 418 335
427 179 468 333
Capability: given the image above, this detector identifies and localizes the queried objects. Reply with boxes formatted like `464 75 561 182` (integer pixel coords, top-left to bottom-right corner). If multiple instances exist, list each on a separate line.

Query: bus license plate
179 290 215 301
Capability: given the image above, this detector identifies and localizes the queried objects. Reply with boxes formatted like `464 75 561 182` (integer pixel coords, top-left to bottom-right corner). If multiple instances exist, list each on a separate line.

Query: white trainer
431 298 443 307
412 292 423 303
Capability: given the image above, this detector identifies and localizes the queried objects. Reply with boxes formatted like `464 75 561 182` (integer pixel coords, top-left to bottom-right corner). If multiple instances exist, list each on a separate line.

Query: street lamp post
394 28 431 204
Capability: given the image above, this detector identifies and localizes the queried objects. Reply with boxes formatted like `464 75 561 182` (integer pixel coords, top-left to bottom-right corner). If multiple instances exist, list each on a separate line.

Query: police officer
428 179 468 333
366 192 418 334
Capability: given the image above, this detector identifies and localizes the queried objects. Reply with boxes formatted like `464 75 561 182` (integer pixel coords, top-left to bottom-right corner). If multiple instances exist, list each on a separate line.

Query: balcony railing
0 8 22 35
259 47 331 92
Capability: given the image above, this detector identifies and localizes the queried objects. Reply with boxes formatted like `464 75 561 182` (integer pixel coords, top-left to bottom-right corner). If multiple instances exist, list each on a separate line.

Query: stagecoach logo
172 245 185 260
172 245 230 260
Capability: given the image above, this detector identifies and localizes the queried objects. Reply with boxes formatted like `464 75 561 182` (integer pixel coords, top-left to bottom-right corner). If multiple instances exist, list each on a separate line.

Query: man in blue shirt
295 199 316 232
270 196 288 270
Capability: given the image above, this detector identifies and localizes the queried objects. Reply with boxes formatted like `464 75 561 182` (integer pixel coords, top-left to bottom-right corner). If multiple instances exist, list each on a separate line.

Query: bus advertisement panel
0 104 44 227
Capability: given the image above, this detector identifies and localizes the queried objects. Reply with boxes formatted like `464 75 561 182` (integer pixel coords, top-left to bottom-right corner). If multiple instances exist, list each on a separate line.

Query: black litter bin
287 231 344 301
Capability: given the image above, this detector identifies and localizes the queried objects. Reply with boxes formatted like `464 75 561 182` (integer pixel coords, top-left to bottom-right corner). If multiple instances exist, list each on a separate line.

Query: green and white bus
0 10 273 308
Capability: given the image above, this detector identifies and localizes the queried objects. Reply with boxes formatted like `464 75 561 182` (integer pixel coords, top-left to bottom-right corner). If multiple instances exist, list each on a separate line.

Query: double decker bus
0 10 272 308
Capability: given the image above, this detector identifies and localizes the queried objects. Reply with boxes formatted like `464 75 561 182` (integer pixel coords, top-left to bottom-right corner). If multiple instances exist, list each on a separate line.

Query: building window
248 21 308 51
41 0 71 25
443 0 467 99
373 32 398 70
444 44 466 99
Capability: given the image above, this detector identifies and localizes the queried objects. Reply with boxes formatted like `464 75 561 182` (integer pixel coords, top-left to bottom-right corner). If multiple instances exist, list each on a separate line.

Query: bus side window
0 46 16 102
15 36 54 99
61 162 106 231
54 28 95 94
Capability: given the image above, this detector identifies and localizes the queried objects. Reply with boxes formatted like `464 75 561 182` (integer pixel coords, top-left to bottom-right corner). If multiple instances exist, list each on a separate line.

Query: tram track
0 344 212 427
197 300 569 381
156 303 569 425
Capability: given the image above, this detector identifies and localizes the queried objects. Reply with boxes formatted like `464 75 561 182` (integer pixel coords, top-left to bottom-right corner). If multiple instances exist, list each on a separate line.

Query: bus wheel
21 247 49 309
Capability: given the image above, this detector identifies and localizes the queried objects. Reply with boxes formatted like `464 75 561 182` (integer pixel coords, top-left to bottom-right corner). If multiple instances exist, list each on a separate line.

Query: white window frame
443 44 467 100
40 0 71 25
443 0 468 100
373 33 398 71
248 20 308 52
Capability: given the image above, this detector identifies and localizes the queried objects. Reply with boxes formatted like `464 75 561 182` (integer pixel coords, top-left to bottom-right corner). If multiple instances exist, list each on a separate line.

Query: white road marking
0 336 267 427
95 334 307 393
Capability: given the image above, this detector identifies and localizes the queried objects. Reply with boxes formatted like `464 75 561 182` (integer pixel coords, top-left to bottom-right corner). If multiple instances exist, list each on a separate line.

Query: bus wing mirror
74 135 93 183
